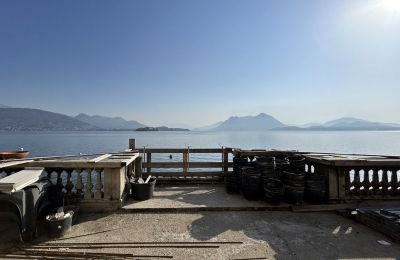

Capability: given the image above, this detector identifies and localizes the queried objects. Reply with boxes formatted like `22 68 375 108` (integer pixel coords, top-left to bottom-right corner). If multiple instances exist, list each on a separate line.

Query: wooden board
0 167 44 192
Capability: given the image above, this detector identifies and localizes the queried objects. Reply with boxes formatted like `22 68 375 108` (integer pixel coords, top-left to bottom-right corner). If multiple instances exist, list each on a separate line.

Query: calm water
1 130 400 158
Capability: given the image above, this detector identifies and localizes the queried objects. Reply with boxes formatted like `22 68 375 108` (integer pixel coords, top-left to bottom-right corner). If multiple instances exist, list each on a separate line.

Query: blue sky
1 0 399 127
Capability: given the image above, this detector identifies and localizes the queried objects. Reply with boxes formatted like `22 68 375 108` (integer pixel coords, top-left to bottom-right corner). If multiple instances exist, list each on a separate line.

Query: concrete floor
1 185 400 259
123 185 290 212
2 211 400 259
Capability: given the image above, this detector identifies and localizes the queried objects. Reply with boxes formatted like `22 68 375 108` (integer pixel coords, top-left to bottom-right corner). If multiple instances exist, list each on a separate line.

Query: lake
1 130 400 158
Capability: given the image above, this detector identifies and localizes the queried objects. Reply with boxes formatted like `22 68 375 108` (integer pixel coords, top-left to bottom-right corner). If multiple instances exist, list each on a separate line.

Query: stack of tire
305 174 327 204
283 155 306 204
275 156 290 177
240 166 261 200
225 156 248 194
256 157 285 202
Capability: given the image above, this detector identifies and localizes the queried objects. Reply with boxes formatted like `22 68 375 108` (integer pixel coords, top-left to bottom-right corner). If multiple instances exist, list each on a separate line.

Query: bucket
46 210 73 238
131 178 156 200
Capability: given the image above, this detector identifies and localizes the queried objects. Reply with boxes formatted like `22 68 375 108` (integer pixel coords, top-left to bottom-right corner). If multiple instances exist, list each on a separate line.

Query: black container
131 178 156 200
46 210 73 238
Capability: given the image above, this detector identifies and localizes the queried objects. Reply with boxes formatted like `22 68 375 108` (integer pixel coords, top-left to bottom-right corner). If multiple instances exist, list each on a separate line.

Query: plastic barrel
131 178 156 200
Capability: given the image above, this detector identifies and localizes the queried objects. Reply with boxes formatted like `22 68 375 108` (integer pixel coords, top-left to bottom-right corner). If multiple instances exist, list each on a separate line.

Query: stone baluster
47 171 52 183
94 168 103 199
390 169 399 195
84 168 93 200
76 168 83 196
363 169 371 195
65 169 74 195
345 168 351 194
381 170 389 194
56 170 63 191
354 169 362 195
372 169 380 195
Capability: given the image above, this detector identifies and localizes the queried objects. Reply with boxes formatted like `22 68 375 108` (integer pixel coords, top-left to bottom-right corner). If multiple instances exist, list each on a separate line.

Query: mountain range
75 113 145 130
1 104 399 131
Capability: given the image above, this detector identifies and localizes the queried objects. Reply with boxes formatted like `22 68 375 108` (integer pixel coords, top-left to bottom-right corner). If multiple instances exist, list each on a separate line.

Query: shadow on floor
188 211 400 259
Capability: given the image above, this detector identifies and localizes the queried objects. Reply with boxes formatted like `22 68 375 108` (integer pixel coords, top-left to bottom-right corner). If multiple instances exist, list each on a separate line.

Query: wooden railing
136 147 234 179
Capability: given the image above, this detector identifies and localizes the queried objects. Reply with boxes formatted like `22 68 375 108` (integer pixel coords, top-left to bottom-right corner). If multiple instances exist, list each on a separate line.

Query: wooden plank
150 171 226 177
292 203 358 212
0 167 44 192
142 162 233 169
22 160 125 168
0 160 33 169
119 153 140 166
137 148 224 153
89 154 112 163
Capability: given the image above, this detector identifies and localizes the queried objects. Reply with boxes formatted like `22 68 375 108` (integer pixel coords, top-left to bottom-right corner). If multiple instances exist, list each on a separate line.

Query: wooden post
223 148 229 174
183 151 189 175
129 139 136 150
146 153 152 174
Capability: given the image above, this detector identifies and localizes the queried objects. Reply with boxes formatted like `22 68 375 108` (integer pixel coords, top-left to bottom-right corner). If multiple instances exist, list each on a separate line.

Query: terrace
1 139 400 259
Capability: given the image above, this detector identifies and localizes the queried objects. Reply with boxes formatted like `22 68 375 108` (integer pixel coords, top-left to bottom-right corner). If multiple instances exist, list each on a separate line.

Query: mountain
193 121 223 131
0 108 97 131
212 113 285 131
317 117 400 130
75 113 146 130
0 104 11 108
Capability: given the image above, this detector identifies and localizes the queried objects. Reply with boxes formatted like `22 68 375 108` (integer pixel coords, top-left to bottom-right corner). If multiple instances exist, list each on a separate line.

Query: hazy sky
1 0 399 127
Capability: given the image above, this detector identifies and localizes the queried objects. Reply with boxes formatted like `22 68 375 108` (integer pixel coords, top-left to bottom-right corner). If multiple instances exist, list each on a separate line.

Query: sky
0 0 400 128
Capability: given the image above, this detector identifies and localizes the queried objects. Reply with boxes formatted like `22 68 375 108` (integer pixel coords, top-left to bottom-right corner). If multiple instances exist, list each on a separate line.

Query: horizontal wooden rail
137 148 233 153
143 162 233 169
150 171 230 177
135 145 234 180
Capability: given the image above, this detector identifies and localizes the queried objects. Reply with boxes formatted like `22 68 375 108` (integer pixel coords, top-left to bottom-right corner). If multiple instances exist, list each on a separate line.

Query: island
135 126 190 131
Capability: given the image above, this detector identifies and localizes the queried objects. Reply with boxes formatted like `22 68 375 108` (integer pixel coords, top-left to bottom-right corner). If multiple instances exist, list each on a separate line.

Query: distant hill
75 113 146 130
212 113 285 131
0 104 11 108
0 108 97 131
311 117 400 130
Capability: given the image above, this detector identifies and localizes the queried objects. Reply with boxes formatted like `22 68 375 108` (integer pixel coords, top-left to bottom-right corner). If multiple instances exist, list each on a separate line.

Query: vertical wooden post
147 153 152 174
183 151 189 175
223 148 229 174
129 139 136 150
